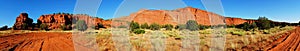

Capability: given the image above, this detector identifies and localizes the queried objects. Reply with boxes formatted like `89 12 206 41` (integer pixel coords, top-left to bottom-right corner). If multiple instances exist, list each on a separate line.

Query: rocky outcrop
114 7 230 26
37 14 111 30
37 14 72 29
13 13 33 30
225 17 248 25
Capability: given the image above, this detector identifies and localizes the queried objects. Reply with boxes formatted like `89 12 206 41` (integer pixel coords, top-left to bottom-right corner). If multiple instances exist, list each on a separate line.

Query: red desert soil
264 27 300 51
0 32 96 51
243 27 300 51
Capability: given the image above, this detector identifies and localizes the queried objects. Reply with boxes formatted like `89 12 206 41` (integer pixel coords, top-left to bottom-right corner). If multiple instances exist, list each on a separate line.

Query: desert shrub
263 30 270 34
186 20 199 31
162 24 173 30
241 23 251 31
227 25 235 28
118 25 127 28
60 24 72 30
256 17 272 30
21 24 28 30
227 28 246 36
133 29 145 34
75 20 88 31
130 21 140 31
199 29 211 34
250 22 258 29
0 25 8 30
236 22 258 31
175 24 186 30
298 21 300 25
97 23 105 28
149 23 160 30
198 24 209 30
140 23 149 29
40 23 48 30
60 24 67 30
231 31 246 36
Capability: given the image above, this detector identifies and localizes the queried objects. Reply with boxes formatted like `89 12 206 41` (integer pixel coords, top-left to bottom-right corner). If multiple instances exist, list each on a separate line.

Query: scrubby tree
0 25 8 30
60 24 72 30
241 22 251 31
198 24 209 30
298 21 300 25
186 20 199 31
140 23 149 29
75 20 88 31
40 23 48 30
236 22 258 31
130 21 140 31
250 22 257 29
175 24 186 30
21 24 28 30
97 23 105 29
256 17 272 30
149 23 160 30
162 24 173 30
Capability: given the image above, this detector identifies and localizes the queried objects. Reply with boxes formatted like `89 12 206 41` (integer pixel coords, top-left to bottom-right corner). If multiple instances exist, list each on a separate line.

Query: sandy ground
0 27 299 51
0 32 96 51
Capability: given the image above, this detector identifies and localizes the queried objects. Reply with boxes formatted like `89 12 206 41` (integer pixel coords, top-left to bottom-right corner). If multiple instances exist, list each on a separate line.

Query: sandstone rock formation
37 14 111 30
225 17 248 25
113 7 243 26
13 13 33 30
37 14 72 29
116 7 280 27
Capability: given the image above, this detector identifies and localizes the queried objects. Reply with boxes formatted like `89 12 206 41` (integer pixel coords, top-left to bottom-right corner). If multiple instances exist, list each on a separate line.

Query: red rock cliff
37 14 111 29
114 7 242 26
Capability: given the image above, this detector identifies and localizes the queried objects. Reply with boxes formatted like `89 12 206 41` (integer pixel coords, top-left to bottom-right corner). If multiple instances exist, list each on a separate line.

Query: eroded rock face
225 17 248 25
37 14 72 29
13 13 33 30
37 14 111 29
115 7 229 26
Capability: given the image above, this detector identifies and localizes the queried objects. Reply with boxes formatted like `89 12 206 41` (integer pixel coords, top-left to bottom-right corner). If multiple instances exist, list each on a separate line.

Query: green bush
75 20 88 31
133 29 145 34
263 30 270 34
298 21 300 25
257 17 272 30
0 25 8 30
60 24 72 30
140 23 149 29
149 23 160 30
231 31 246 36
236 22 258 31
162 24 173 30
60 24 67 30
21 24 28 30
40 23 48 30
227 25 235 28
97 23 105 28
250 22 258 29
130 21 140 31
186 20 199 31
175 24 186 30
198 24 209 30
242 23 251 31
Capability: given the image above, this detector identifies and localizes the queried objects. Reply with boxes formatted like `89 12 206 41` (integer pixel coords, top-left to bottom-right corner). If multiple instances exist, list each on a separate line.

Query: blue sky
0 0 299 27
